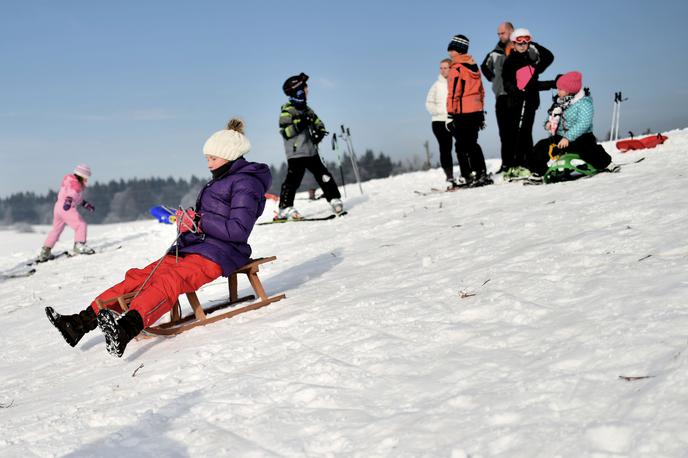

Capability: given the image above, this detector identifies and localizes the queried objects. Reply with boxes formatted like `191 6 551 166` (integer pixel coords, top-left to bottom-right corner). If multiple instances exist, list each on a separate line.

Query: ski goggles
513 36 531 44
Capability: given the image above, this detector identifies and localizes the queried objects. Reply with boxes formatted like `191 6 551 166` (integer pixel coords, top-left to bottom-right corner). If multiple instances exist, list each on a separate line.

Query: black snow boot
97 309 144 358
45 306 98 347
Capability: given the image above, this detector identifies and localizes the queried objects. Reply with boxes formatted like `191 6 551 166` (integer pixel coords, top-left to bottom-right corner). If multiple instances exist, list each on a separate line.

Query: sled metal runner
94 257 285 337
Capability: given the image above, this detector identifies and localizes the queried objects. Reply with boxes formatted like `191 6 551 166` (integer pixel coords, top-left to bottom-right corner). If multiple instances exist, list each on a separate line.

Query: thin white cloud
315 77 337 89
127 109 178 121
19 110 180 122
66 114 112 121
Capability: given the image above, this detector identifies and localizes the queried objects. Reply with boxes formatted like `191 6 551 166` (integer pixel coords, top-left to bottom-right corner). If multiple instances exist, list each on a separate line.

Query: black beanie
448 35 469 54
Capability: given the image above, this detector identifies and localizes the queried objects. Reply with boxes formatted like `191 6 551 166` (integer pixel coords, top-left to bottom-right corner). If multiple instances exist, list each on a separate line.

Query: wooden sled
94 256 285 338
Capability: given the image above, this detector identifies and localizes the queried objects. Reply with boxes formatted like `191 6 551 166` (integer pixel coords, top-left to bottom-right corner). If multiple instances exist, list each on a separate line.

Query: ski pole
513 100 527 166
347 127 364 195
341 125 364 195
107 206 200 336
615 92 627 140
332 133 347 198
609 92 617 141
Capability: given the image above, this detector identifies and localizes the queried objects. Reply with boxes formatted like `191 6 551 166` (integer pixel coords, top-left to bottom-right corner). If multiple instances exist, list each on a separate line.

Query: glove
293 115 309 132
82 201 95 212
63 197 73 211
311 127 329 145
479 111 486 130
175 208 201 234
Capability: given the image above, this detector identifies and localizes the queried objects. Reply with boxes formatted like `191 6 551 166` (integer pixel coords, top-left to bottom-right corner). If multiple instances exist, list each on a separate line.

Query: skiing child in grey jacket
277 73 343 220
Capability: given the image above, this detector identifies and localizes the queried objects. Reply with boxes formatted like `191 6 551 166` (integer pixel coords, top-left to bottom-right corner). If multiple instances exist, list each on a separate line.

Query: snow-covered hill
1 131 687 457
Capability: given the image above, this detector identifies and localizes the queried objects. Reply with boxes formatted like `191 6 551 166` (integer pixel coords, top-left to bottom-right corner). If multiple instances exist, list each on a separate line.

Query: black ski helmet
282 72 309 97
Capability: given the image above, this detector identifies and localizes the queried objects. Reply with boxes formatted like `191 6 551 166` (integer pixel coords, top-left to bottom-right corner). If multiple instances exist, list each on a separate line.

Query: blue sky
1 0 686 196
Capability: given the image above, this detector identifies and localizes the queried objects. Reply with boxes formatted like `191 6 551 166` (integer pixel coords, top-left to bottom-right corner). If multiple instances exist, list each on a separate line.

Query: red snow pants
89 254 222 327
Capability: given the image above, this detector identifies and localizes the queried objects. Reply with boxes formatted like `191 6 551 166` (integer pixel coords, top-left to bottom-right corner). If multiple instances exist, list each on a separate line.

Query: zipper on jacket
451 76 459 114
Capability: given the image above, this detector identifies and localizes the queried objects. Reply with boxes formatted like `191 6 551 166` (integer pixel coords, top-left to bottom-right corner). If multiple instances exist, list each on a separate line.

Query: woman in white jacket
425 58 457 188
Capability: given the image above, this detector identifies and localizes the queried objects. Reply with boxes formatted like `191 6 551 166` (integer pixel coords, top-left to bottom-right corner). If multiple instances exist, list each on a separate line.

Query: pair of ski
0 251 73 280
258 211 348 225
0 245 121 280
416 173 497 195
414 183 470 196
416 158 646 194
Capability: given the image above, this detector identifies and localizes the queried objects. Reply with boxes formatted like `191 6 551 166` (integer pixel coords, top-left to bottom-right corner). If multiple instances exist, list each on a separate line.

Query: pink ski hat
557 71 583 94
73 164 92 179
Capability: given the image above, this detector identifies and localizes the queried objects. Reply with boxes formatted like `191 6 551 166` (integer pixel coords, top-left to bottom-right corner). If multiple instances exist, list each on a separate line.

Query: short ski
258 212 347 225
0 251 70 280
36 250 72 263
414 185 468 196
0 245 121 281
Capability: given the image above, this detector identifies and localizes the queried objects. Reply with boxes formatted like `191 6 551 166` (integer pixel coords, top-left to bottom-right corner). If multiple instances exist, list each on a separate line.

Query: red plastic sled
616 134 668 153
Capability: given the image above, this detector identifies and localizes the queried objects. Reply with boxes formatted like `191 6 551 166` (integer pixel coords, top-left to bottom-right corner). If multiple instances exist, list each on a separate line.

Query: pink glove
175 208 200 233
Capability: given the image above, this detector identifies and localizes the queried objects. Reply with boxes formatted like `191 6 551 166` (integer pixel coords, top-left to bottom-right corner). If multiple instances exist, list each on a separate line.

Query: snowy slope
1 131 687 457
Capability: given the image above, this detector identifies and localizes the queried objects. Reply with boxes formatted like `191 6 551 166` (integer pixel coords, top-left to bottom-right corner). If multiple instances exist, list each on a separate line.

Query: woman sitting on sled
46 118 272 357
528 71 611 177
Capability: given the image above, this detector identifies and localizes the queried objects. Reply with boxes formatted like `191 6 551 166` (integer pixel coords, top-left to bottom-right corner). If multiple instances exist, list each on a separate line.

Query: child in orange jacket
446 34 492 187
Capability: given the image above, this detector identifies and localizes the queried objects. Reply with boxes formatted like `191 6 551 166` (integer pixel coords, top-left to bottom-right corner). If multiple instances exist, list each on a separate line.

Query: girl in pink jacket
38 165 96 261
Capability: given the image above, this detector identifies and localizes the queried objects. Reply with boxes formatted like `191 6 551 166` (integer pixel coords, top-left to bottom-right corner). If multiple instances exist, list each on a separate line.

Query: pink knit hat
557 71 583 94
73 164 92 179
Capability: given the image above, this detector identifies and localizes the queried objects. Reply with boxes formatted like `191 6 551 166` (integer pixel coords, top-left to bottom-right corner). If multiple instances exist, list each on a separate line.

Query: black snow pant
431 121 456 180
450 111 487 180
529 133 612 176
279 155 341 209
505 95 539 169
495 95 511 169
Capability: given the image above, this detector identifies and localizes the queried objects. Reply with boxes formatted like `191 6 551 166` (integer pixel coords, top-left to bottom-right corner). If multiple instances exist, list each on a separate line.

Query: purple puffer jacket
172 158 272 276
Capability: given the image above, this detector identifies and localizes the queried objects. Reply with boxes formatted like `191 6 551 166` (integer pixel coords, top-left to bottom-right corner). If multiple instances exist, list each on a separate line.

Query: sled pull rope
131 206 202 305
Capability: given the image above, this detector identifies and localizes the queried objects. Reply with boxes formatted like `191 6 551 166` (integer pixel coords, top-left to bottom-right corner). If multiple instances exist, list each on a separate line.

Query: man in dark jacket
277 72 343 220
501 28 555 178
481 21 514 172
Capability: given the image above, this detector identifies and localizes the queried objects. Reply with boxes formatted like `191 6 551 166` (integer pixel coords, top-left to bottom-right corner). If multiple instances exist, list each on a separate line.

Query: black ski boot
469 172 493 187
45 306 98 347
97 309 144 358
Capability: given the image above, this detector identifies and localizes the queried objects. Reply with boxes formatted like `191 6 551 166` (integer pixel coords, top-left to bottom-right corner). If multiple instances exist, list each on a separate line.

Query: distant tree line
0 151 428 225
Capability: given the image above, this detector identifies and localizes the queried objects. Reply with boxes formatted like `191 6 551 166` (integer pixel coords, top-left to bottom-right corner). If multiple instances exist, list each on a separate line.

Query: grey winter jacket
279 101 326 160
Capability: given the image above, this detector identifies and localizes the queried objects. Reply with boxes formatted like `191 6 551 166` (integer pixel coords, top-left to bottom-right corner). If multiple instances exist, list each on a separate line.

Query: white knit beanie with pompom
203 118 251 161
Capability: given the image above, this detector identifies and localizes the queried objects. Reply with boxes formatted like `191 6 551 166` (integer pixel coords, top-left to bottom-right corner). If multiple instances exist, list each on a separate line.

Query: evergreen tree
0 150 429 225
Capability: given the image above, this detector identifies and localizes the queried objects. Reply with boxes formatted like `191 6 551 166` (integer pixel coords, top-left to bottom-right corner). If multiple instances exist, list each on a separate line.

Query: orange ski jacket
446 54 485 115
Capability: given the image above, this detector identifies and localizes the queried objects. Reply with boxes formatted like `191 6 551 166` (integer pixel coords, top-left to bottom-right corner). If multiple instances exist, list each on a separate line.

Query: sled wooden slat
94 256 285 337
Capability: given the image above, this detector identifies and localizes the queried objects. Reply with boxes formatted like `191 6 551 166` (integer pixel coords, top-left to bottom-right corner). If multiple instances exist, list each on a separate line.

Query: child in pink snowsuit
39 165 96 261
